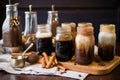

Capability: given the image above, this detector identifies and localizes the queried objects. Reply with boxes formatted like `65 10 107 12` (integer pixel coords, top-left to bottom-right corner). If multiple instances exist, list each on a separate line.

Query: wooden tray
60 56 120 75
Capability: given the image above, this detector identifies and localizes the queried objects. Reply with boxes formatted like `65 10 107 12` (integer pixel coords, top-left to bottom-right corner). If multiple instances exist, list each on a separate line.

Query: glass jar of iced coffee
75 22 95 65
61 22 76 55
36 24 52 55
55 26 74 61
98 24 116 61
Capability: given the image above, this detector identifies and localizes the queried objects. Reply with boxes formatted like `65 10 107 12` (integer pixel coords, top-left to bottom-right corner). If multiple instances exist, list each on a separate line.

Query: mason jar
55 26 74 61
36 24 52 55
75 22 95 65
61 22 76 55
98 24 116 61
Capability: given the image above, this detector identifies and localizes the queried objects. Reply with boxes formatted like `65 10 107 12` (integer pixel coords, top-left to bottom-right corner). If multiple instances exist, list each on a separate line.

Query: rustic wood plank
60 56 120 75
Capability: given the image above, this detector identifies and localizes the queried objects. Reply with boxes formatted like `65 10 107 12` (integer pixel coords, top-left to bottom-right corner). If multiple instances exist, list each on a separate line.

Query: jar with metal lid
75 22 95 65
98 24 116 61
36 24 52 55
2 4 22 53
55 26 73 61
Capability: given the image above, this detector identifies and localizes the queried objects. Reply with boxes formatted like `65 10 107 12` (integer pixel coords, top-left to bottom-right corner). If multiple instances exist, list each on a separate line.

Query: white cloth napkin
0 54 88 80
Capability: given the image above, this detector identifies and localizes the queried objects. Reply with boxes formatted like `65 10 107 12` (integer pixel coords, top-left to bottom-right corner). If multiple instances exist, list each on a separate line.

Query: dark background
0 0 120 42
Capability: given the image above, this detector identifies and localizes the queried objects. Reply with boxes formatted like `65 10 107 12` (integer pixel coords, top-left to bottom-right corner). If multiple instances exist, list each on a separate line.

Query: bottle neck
6 5 18 18
6 11 18 18
24 11 37 36
47 11 58 23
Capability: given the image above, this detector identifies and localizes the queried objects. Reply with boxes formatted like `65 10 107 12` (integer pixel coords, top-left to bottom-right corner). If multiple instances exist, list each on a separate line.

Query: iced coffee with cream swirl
98 24 116 61
75 22 95 65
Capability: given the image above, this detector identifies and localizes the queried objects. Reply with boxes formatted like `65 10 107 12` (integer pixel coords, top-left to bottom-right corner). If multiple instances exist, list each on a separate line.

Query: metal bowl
10 56 25 68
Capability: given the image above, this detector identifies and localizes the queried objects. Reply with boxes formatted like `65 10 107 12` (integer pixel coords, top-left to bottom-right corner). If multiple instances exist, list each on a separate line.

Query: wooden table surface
0 64 120 80
0 43 120 80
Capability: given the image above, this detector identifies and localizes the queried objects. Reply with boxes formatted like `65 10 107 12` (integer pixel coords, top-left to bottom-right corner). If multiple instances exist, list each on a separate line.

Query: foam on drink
36 24 52 55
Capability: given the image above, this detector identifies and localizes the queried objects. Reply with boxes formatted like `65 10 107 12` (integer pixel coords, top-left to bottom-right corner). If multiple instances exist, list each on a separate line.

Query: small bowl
10 56 25 68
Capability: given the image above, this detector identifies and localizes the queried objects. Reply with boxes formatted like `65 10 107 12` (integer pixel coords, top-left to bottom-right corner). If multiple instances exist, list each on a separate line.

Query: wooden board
60 56 120 75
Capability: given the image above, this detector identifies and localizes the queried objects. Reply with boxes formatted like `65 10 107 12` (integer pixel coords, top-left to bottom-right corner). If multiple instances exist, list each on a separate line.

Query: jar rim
100 24 115 27
100 24 115 32
48 11 58 13
25 11 37 14
78 22 92 27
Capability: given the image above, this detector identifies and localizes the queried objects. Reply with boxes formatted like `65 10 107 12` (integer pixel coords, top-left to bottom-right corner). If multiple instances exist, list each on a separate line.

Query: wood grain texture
60 56 120 75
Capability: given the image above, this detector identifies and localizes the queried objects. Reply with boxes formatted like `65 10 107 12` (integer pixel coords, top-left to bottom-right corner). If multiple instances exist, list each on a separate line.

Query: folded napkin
0 54 88 80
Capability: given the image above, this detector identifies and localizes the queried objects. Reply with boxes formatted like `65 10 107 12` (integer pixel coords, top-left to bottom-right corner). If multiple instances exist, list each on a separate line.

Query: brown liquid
98 45 115 61
51 21 59 37
55 40 74 61
51 21 59 52
75 46 94 65
3 26 22 47
36 37 52 55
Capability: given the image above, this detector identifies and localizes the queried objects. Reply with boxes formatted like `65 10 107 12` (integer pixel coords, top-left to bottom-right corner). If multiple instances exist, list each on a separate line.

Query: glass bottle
47 11 59 37
75 22 95 65
55 26 73 61
47 11 59 51
36 24 52 55
24 11 37 36
98 24 116 61
22 11 37 52
2 4 22 53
